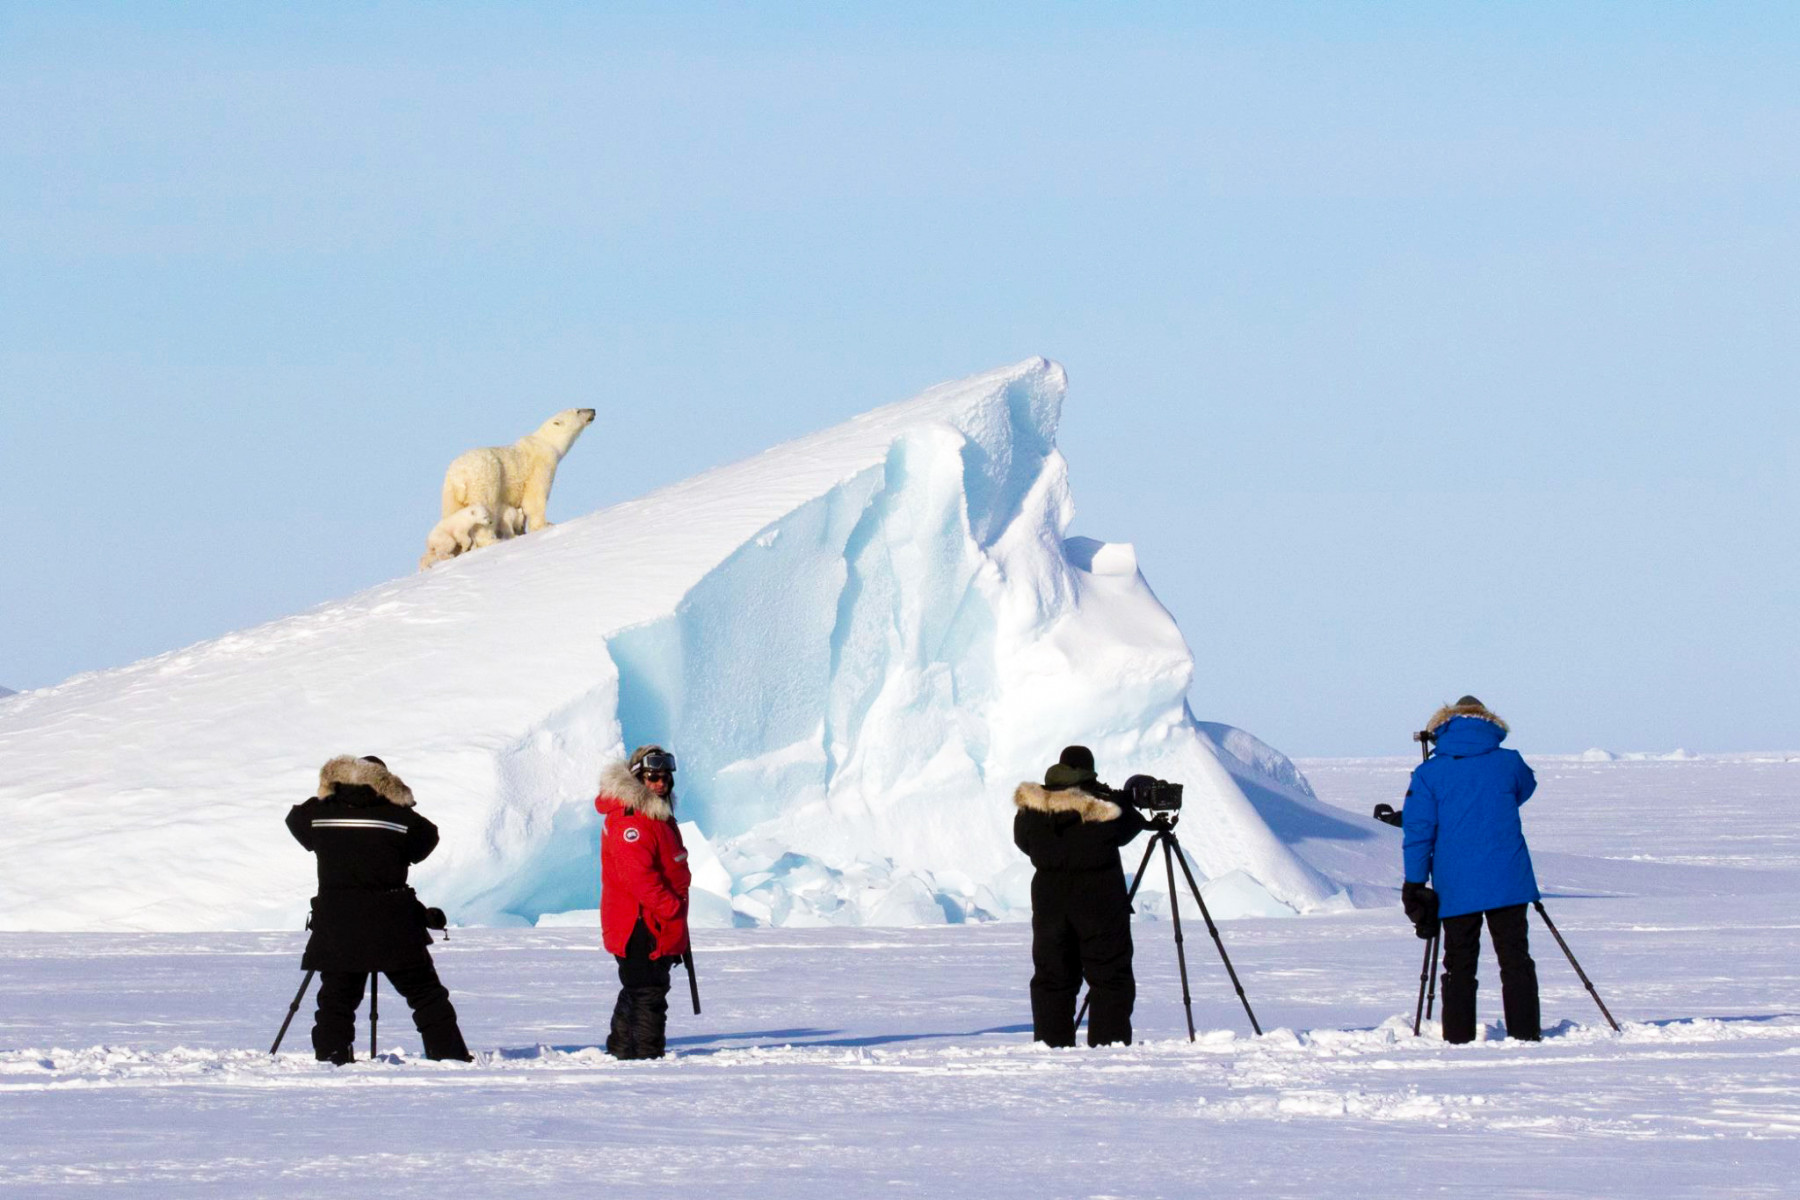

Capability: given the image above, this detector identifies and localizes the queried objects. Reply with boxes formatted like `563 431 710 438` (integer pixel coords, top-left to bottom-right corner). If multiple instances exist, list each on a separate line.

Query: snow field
1 756 1795 1197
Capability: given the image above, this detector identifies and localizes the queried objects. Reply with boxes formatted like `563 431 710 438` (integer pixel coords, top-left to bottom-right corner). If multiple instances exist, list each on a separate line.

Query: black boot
311 971 365 1064
422 1021 473 1061
1501 967 1541 1042
607 987 638 1059
1029 985 1079 1048
1440 974 1478 1044
627 985 670 1059
384 958 473 1061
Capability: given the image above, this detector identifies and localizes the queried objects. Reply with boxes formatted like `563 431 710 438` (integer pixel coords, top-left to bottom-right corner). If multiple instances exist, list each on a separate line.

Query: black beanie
1058 745 1096 773
1454 695 1483 709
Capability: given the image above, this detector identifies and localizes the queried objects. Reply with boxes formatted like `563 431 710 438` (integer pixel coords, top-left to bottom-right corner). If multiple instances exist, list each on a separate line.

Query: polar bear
419 504 496 570
440 408 596 533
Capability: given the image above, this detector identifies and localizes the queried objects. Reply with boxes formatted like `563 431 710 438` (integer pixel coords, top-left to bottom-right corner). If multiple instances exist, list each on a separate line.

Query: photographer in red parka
594 744 692 1060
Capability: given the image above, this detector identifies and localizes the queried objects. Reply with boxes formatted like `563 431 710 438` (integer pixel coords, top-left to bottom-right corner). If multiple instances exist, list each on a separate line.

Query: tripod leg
1425 934 1440 1022
1077 833 1163 1032
369 973 379 1060
1412 938 1432 1036
1533 901 1621 1032
1160 835 1198 1042
270 970 316 1055
1169 838 1262 1036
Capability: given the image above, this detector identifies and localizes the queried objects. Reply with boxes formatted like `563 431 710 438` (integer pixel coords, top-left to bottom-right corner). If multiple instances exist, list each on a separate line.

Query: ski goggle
635 751 677 776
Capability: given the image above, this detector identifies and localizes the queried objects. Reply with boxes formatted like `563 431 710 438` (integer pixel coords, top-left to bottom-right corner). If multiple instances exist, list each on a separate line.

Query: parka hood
316 755 415 808
1013 781 1121 823
1431 716 1507 758
597 761 674 822
1424 699 1508 737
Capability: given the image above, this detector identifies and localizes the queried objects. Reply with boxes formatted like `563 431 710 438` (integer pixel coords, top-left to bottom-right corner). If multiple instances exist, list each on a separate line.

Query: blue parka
1402 710 1539 919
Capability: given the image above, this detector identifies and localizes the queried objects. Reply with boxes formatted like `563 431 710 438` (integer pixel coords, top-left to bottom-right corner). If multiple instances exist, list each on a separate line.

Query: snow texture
0 359 1367 933
1 755 1795 1197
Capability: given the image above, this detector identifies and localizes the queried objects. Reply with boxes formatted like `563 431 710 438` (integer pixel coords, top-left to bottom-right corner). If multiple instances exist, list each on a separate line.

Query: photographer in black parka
1013 745 1147 1047
285 755 472 1063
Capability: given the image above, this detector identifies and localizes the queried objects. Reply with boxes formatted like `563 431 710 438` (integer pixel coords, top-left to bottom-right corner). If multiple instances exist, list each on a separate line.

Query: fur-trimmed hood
316 755 415 807
1425 699 1508 737
1013 781 1121 823
597 761 674 822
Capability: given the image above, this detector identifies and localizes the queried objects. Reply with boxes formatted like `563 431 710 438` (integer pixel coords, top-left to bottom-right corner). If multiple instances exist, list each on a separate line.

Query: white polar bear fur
420 504 496 571
440 408 596 533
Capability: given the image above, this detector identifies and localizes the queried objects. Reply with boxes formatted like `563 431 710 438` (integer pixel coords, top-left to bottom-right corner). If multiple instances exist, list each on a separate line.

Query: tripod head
1411 728 1435 763
1143 809 1181 832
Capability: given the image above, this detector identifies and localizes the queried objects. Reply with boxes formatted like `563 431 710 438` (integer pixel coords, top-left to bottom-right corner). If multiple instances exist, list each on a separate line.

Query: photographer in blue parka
1402 696 1542 1044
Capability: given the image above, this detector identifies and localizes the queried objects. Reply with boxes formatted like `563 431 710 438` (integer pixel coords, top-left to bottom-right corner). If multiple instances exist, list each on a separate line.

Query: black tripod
269 971 384 1058
1077 811 1261 1039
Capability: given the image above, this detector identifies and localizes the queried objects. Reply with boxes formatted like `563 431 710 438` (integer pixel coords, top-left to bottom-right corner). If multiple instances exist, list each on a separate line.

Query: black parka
1013 778 1147 1047
286 756 439 972
1013 781 1146 883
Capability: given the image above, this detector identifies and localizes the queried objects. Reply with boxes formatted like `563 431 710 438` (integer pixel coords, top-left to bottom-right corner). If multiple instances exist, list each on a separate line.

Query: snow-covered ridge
0 359 1379 932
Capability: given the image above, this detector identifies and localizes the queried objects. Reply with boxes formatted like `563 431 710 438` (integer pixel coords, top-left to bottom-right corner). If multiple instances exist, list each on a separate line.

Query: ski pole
271 970 316 1055
684 947 701 1016
1533 901 1620 1031
369 973 379 1059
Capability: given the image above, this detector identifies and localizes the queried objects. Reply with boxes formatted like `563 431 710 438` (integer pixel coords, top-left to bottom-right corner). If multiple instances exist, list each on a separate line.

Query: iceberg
0 359 1375 932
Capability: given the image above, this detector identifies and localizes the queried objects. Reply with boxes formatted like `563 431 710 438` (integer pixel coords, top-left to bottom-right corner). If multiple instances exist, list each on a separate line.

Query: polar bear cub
466 505 528 550
420 504 496 570
440 408 596 533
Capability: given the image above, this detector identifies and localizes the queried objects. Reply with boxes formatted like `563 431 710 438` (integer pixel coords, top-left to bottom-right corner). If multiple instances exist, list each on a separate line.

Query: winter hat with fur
316 754 415 807
1424 696 1508 736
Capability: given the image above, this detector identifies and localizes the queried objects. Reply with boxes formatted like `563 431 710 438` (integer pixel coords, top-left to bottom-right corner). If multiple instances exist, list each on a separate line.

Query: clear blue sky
2 2 1795 755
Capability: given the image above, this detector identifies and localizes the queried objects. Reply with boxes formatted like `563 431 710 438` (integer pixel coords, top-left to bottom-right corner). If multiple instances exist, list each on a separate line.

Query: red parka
595 762 691 959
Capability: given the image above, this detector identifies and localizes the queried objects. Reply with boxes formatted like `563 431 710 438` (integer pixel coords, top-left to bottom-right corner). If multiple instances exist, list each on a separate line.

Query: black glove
1401 882 1440 940
1372 803 1403 828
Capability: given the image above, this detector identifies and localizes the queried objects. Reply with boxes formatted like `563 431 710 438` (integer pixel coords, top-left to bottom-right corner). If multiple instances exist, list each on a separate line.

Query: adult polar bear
441 408 596 533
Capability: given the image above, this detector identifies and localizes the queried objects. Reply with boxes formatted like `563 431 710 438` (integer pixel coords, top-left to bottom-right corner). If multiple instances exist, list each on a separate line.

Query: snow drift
0 359 1384 932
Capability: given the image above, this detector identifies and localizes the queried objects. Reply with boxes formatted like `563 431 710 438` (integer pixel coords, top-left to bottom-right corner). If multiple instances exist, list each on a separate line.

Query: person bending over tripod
285 755 471 1063
1403 697 1542 1044
595 744 692 1060
1013 745 1147 1047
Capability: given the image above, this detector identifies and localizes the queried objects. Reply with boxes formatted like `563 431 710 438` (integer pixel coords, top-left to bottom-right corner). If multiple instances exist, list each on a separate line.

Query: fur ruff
598 761 674 821
1013 781 1121 823
317 755 415 807
1425 700 1509 736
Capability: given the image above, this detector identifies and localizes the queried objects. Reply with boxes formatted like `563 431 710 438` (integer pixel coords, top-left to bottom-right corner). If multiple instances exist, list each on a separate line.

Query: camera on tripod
1118 774 1184 813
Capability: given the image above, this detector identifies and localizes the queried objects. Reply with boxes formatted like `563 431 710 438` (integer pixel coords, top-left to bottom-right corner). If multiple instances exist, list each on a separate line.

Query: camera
1119 774 1184 812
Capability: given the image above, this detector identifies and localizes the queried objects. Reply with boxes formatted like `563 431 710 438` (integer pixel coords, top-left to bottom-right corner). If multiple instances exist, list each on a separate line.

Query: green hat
1044 762 1098 791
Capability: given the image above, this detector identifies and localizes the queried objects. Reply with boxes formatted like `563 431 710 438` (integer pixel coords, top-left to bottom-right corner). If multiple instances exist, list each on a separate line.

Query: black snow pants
312 953 471 1063
1030 870 1135 1047
1440 903 1540 1044
608 919 674 1060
